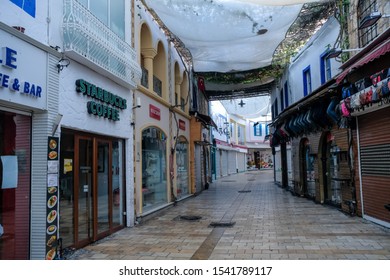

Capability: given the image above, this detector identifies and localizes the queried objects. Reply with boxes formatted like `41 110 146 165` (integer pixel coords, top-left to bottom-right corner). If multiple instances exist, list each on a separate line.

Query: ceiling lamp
359 11 390 29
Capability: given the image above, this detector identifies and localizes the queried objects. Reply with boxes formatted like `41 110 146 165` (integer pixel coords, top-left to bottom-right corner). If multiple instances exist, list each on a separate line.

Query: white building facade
0 0 141 259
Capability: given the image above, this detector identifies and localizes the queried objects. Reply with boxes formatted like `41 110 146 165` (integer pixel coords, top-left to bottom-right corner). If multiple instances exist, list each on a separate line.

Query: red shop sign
149 104 161 120
179 119 186 131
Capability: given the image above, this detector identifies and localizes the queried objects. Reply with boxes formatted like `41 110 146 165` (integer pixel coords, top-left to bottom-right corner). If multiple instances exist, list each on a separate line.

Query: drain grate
179 215 202 221
238 190 251 193
209 221 236 227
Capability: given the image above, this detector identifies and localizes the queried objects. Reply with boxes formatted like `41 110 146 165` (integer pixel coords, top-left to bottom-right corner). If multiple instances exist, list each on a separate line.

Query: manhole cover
209 221 236 227
238 190 251 193
179 215 202 221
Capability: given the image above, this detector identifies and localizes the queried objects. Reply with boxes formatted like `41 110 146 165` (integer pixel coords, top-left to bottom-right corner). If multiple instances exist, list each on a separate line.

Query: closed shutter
222 150 228 177
359 108 390 224
14 115 31 259
237 153 246 173
215 150 221 179
275 149 282 183
228 151 236 174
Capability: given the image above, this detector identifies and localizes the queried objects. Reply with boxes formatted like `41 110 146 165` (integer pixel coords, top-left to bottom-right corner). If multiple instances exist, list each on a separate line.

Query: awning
192 111 218 129
271 78 336 127
336 37 390 85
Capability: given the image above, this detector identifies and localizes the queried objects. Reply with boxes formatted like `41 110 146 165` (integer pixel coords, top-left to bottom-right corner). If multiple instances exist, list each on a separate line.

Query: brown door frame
73 134 116 247
94 139 113 241
74 134 94 248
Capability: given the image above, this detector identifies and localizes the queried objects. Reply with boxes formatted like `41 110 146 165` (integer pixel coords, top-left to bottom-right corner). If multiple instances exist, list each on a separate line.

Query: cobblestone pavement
68 170 390 260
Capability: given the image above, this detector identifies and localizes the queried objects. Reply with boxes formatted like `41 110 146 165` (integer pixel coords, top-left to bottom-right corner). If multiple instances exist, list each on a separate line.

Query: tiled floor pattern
68 170 390 260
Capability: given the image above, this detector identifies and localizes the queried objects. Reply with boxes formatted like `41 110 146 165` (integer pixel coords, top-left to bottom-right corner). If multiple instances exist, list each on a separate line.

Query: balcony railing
153 75 162 97
63 0 141 88
141 66 148 88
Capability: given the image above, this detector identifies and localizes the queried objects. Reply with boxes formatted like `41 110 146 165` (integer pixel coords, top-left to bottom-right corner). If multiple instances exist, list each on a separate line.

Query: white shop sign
0 31 47 110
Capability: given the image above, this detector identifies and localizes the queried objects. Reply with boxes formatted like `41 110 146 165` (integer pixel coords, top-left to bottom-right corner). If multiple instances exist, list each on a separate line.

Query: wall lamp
131 97 141 126
327 48 363 58
359 11 390 30
56 58 70 73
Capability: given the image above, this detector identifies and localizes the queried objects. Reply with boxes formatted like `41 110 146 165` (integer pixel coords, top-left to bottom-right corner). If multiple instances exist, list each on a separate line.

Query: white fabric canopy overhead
145 0 327 73
220 96 270 119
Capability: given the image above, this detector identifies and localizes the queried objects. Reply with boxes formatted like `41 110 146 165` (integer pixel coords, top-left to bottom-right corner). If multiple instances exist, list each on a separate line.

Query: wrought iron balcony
141 66 149 88
153 75 162 97
62 0 141 88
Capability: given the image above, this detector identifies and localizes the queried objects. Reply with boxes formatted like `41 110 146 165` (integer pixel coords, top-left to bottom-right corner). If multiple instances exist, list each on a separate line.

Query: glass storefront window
176 137 189 199
142 127 167 212
0 111 31 259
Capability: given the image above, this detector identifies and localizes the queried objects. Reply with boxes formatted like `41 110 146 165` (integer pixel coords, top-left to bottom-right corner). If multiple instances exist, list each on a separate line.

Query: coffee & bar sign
0 31 47 110
76 79 127 121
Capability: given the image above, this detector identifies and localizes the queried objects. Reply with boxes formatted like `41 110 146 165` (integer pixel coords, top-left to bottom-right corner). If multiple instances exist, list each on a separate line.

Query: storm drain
209 221 236 227
178 215 202 221
238 190 251 193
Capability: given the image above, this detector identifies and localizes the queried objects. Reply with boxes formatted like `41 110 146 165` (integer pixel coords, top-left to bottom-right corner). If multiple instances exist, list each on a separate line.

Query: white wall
59 61 133 138
0 0 49 44
288 16 341 104
271 16 342 112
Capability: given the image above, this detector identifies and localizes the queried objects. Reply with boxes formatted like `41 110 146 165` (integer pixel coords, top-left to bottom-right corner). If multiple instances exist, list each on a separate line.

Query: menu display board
45 136 59 260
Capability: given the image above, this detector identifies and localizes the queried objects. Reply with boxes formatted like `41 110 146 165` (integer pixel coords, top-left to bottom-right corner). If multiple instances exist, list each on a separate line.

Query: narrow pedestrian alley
68 170 390 260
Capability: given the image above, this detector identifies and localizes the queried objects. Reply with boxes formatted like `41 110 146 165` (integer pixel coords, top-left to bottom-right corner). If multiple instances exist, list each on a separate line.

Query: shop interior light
359 11 390 29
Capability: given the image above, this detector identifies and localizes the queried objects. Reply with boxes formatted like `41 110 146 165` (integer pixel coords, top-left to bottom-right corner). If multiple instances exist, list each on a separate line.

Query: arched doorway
141 127 168 212
299 138 315 198
176 136 189 199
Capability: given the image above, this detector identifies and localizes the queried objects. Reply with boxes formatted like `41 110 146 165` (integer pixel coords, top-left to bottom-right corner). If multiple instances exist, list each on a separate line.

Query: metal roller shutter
228 151 236 174
221 150 228 177
215 149 221 179
237 153 246 173
358 108 390 224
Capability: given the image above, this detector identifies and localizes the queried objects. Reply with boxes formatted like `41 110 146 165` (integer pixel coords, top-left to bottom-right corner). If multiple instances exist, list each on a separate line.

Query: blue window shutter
302 66 311 96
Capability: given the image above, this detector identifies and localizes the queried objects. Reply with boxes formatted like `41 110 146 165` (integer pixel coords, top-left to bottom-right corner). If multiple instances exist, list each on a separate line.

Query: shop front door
60 130 125 249
76 137 93 246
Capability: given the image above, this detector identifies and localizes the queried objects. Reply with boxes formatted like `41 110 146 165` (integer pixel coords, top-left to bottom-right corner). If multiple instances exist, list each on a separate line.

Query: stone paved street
68 170 390 260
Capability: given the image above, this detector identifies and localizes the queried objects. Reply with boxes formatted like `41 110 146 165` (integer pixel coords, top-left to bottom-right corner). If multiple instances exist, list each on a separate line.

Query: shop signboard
75 79 127 121
0 30 47 110
149 104 161 121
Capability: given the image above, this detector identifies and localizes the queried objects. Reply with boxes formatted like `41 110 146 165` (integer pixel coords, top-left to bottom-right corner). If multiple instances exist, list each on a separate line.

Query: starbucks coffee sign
76 79 127 121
